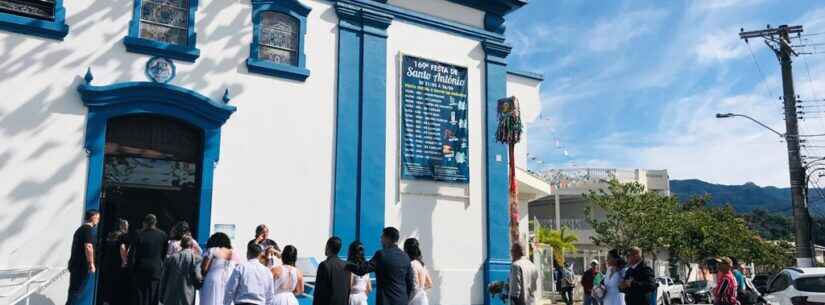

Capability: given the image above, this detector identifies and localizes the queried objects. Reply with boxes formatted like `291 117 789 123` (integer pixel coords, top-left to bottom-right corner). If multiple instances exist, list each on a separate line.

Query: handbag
592 284 607 300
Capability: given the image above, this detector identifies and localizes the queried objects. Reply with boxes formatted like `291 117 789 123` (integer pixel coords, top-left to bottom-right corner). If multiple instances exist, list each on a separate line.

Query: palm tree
535 224 578 267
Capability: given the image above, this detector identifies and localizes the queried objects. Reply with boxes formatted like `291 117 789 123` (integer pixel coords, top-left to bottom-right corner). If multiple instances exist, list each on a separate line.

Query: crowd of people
65 211 434 305
64 210 762 305
558 247 759 305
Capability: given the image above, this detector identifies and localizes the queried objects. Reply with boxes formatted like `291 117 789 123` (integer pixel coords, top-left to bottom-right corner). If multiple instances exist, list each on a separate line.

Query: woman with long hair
101 218 130 305
271 245 304 305
602 249 628 305
404 238 432 305
200 232 234 305
347 241 372 305
167 221 202 256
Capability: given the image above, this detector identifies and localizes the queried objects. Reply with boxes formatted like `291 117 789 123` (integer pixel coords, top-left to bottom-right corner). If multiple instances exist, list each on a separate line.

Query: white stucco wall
387 0 485 28
507 74 542 170
385 19 487 305
0 1 337 304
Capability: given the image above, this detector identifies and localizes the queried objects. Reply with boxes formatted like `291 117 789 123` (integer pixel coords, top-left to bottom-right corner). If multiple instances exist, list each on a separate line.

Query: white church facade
0 0 549 304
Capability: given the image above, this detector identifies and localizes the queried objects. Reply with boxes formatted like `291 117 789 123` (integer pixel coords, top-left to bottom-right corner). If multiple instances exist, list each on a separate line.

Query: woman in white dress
271 245 304 305
602 249 628 305
404 238 433 305
167 221 202 256
200 233 234 305
347 241 372 305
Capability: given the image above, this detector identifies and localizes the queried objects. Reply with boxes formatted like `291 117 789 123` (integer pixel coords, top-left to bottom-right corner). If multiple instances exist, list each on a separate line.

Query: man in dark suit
620 247 657 305
347 227 415 305
313 236 351 305
130 214 169 305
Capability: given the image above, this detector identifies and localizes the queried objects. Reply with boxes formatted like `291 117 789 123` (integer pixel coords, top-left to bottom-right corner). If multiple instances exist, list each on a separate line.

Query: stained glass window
0 0 56 21
258 11 298 66
139 0 188 46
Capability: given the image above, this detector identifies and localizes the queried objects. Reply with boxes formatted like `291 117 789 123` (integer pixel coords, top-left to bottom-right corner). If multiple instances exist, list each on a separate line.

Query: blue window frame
0 0 69 40
246 0 310 81
124 0 200 62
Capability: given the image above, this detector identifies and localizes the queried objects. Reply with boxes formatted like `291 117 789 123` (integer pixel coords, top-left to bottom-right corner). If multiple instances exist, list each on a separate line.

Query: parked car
754 273 774 294
685 280 714 304
762 268 825 305
657 276 687 305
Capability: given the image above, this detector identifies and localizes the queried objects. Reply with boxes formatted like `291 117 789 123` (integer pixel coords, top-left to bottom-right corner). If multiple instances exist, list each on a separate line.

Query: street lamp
715 113 785 138
716 111 816 266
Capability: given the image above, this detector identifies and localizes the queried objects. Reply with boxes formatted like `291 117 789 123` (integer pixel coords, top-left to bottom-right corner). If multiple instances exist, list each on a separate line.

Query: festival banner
400 55 469 183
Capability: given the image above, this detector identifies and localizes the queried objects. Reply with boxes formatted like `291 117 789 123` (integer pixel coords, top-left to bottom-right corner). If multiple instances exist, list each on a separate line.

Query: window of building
246 0 310 81
0 0 55 20
139 0 188 45
258 12 298 66
123 0 200 62
0 0 68 39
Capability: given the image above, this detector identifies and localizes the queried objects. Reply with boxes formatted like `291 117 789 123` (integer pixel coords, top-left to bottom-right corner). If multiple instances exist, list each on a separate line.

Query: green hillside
670 179 790 213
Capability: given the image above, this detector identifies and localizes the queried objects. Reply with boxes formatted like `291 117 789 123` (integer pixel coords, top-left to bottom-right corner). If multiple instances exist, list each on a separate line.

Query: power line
801 31 825 37
744 40 781 99
806 176 825 217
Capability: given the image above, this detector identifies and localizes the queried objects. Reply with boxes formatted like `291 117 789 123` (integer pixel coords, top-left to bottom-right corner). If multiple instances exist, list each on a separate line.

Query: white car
763 267 825 305
657 276 686 305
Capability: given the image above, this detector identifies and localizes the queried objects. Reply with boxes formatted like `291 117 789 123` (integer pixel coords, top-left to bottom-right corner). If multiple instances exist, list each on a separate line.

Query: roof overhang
517 167 552 201
446 0 528 16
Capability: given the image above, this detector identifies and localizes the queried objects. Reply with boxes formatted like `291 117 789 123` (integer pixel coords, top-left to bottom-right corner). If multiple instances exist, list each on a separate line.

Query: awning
516 167 552 201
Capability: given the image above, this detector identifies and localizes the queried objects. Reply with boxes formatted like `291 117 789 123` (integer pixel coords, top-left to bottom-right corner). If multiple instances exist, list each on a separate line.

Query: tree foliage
535 224 578 267
584 180 681 257
584 180 793 270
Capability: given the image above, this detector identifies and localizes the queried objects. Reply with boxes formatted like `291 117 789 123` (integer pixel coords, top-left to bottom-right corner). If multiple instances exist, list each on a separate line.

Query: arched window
124 0 200 62
258 12 298 66
0 0 68 39
246 0 310 81
138 0 189 45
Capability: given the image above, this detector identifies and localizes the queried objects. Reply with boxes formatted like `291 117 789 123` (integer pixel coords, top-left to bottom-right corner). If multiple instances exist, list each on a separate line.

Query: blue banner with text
401 55 469 183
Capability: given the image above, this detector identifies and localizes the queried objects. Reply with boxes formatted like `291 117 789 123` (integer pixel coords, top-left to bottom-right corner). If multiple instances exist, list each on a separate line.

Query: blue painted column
482 39 513 305
332 2 363 253
332 2 393 255
358 9 392 254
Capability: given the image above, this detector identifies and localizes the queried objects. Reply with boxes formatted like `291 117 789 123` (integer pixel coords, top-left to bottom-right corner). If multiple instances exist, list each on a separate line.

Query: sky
505 0 825 187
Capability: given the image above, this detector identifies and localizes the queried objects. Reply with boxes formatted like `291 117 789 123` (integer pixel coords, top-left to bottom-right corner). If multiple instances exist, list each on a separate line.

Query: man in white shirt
509 243 539 305
224 243 276 305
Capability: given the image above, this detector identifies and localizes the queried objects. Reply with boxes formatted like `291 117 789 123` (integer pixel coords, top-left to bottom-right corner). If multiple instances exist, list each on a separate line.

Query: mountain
669 179 825 243
669 179 791 213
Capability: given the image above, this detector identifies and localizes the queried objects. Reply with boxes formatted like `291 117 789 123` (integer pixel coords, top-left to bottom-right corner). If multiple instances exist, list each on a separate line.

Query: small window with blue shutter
124 0 200 62
246 0 310 81
0 0 69 40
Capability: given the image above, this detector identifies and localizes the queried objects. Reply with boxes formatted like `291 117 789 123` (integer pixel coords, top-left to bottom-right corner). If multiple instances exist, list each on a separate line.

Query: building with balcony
529 168 671 274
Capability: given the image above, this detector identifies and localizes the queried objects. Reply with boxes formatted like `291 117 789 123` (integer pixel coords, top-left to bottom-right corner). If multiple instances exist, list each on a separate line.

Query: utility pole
739 25 815 267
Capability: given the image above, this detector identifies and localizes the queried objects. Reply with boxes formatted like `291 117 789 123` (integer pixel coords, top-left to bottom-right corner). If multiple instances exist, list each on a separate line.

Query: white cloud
695 29 748 62
587 9 668 52
628 91 791 186
508 23 571 58
692 0 764 11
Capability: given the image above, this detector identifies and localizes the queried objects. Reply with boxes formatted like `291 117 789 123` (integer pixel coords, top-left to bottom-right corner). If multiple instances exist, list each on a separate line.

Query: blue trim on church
246 0 311 81
331 0 504 42
507 68 544 82
123 0 201 62
75 74 236 305
483 39 513 305
331 1 392 257
0 0 69 40
446 0 527 17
